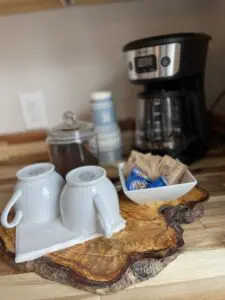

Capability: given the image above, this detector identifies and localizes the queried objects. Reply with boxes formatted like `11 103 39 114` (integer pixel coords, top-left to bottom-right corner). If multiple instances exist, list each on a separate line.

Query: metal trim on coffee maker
126 43 181 80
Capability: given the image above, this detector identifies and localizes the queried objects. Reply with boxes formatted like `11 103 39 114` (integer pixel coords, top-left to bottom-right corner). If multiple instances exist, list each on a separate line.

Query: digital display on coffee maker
135 55 157 73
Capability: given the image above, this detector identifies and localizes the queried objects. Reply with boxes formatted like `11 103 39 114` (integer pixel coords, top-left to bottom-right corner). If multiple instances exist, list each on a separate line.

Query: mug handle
1 189 23 229
93 194 113 238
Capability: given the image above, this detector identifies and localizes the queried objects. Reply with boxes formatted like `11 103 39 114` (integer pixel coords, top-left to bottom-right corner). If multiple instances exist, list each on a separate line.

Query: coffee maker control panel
126 43 181 81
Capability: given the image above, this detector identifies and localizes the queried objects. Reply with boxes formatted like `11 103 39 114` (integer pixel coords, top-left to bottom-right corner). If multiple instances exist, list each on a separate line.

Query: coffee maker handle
188 91 208 140
1 189 23 229
93 194 113 238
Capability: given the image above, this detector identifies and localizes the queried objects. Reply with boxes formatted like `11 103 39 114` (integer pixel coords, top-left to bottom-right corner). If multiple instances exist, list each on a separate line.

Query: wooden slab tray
0 186 208 295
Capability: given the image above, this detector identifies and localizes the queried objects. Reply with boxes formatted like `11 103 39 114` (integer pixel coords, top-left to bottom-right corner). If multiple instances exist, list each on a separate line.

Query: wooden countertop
1 152 225 299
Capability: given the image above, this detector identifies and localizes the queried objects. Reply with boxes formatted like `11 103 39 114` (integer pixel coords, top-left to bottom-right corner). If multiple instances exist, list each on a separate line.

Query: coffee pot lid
47 111 95 144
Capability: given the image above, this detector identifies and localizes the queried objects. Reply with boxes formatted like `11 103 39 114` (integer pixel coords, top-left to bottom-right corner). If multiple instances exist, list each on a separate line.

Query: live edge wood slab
0 187 208 295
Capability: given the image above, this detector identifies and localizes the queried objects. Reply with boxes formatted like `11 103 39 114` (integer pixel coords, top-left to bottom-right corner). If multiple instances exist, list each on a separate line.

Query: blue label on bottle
92 107 117 127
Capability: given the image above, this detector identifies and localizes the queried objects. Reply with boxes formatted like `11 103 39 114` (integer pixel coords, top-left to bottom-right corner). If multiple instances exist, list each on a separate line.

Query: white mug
1 163 64 229
60 165 125 238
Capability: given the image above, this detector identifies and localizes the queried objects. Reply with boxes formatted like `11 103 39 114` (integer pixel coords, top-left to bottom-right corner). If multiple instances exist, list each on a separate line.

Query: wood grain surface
0 146 225 298
74 0 132 5
0 194 225 299
0 187 208 294
0 0 64 15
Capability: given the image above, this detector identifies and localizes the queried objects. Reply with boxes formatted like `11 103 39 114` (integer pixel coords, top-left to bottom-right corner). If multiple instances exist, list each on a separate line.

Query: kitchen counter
1 152 225 300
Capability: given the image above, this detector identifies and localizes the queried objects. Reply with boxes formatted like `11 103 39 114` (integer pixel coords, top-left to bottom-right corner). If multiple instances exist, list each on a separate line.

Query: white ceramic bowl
118 162 197 204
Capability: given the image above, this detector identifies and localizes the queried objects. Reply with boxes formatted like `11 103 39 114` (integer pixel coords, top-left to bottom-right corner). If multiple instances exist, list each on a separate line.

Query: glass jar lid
47 111 95 144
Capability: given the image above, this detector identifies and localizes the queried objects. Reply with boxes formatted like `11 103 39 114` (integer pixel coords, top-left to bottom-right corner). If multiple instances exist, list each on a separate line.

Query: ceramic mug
60 165 126 238
1 163 64 229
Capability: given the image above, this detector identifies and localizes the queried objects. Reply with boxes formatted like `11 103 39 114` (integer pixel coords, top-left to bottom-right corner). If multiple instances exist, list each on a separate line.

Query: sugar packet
159 155 187 185
144 154 162 180
123 150 145 177
133 155 149 176
126 168 151 191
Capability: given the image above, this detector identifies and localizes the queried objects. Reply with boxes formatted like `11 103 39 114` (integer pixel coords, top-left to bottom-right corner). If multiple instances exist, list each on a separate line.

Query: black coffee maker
123 33 212 164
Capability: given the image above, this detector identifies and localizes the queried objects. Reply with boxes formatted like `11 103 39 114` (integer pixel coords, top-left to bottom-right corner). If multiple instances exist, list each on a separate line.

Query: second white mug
60 165 126 238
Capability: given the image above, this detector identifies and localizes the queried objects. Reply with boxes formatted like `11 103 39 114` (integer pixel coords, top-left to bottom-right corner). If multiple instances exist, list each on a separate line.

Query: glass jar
46 112 98 178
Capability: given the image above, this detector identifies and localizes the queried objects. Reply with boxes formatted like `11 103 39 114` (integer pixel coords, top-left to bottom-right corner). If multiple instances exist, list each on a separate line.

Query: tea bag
144 154 162 180
159 155 187 185
123 151 145 177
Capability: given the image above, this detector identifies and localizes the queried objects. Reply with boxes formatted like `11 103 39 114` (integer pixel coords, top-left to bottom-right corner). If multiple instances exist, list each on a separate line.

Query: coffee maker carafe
123 33 211 164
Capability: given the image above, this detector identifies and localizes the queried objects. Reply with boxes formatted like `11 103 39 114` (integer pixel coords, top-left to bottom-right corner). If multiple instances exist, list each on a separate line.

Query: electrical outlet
19 92 48 129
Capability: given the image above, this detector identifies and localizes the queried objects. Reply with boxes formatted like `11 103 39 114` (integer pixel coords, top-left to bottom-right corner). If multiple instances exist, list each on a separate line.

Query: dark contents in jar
49 141 98 178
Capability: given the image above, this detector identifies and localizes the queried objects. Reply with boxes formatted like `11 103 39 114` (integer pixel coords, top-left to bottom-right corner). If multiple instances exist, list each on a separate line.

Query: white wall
0 0 224 133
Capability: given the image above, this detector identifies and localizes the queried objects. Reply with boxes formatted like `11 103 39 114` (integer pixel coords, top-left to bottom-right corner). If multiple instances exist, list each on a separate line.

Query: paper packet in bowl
123 151 187 187
126 168 151 191
144 154 162 180
159 155 187 185
123 151 146 177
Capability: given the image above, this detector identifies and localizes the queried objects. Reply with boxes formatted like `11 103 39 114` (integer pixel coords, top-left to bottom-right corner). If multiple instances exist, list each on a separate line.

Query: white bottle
90 91 122 164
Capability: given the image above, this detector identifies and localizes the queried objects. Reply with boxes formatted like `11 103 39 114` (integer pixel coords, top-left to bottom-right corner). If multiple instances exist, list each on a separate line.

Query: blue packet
126 168 151 191
151 176 168 188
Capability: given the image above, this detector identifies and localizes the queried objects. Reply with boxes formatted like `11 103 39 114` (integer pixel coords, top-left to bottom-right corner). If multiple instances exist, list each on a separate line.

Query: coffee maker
123 33 211 164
